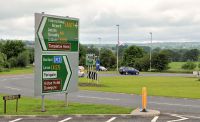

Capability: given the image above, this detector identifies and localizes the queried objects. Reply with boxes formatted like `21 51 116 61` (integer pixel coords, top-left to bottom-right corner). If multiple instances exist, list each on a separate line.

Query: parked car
99 66 107 71
78 66 85 77
119 67 139 75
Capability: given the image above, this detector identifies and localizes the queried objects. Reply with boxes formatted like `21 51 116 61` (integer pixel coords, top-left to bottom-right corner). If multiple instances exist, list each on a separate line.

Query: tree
0 53 8 71
134 55 150 71
86 45 99 56
152 52 170 71
181 62 197 70
17 51 30 67
28 47 34 64
79 44 87 66
100 48 116 69
182 49 200 61
122 45 144 67
1 40 26 59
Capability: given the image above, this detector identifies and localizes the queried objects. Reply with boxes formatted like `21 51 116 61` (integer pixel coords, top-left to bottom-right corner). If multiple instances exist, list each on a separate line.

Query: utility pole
116 24 119 71
149 32 152 72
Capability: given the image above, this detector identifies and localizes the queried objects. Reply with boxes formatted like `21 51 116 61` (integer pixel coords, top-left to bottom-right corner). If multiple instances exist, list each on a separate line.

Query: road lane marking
9 118 23 122
167 114 188 122
165 113 200 119
5 86 21 91
151 116 159 122
77 95 120 101
149 101 200 108
106 117 117 122
58 117 72 122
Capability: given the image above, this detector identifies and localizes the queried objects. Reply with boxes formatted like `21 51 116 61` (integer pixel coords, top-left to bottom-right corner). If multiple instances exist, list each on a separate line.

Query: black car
119 67 139 75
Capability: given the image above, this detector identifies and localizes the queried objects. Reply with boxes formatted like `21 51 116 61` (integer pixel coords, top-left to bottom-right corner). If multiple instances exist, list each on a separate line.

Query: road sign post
35 13 78 111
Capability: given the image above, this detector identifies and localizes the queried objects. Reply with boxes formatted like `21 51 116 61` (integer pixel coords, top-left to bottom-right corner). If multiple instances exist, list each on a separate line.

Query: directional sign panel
86 54 95 66
34 13 78 96
42 55 71 93
37 16 78 51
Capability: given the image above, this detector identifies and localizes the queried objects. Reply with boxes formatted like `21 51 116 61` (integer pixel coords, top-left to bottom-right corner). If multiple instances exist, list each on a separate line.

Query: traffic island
130 108 160 117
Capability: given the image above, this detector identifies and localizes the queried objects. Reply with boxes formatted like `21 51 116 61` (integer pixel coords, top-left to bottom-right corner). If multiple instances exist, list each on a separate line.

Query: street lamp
98 37 101 60
116 24 119 71
149 32 152 72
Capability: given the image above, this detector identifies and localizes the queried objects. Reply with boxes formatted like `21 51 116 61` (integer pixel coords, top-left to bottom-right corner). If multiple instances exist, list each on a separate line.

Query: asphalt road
1 114 200 122
98 72 194 77
0 73 200 121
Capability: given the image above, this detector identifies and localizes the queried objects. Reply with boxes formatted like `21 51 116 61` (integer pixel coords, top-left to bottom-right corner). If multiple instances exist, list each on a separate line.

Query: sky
0 0 200 44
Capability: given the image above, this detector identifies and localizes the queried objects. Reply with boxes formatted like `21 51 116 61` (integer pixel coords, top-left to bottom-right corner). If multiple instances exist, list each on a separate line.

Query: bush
17 51 30 67
181 62 197 70
8 57 18 68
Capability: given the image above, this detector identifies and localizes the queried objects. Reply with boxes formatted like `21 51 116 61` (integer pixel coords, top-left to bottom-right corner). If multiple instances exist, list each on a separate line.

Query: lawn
168 62 199 73
79 76 200 99
0 66 34 75
0 95 132 115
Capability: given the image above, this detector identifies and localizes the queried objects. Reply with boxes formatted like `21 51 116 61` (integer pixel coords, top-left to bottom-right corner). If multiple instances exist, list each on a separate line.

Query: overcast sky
0 0 200 44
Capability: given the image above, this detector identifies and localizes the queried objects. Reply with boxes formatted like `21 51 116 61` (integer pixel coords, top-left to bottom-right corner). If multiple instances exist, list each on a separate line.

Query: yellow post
141 87 147 112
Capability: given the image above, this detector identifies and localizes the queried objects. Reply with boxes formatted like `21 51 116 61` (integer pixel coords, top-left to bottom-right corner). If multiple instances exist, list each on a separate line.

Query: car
119 67 139 75
99 66 107 71
78 66 85 77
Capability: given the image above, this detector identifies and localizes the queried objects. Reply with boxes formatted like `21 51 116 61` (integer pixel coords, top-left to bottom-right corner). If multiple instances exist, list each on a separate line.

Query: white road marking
165 113 200 119
106 117 117 122
9 118 23 122
167 114 188 122
77 95 120 101
5 86 21 91
149 101 200 108
151 116 159 122
58 117 72 122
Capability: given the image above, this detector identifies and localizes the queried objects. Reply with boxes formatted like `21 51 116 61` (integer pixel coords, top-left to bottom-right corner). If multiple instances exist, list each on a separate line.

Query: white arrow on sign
38 16 47 50
62 56 72 91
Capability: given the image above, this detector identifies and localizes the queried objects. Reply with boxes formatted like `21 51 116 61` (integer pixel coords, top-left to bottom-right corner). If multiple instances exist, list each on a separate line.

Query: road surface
0 73 200 121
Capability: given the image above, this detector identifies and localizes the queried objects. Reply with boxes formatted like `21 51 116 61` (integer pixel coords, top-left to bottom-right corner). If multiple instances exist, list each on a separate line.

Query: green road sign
42 54 72 93
37 16 78 51
86 54 95 66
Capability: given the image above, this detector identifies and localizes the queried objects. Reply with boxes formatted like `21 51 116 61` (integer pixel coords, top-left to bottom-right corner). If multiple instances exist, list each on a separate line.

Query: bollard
141 87 147 112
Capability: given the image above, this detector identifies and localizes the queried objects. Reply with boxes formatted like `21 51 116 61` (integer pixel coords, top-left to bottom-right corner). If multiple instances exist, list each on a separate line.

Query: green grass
168 62 199 73
0 95 132 115
0 66 33 75
79 76 200 99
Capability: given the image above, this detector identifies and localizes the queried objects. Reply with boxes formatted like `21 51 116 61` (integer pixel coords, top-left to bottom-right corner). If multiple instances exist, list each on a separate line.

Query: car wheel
125 72 128 75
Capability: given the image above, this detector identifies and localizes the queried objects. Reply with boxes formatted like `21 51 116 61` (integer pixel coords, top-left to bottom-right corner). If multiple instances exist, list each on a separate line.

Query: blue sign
96 60 100 71
54 56 62 63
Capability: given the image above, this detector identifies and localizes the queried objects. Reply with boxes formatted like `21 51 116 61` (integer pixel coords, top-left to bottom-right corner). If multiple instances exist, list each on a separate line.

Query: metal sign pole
41 95 45 112
65 93 68 107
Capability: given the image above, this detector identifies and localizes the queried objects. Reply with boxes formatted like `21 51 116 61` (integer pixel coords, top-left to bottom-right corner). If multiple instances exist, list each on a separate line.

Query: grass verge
79 76 200 99
0 66 33 75
0 95 132 115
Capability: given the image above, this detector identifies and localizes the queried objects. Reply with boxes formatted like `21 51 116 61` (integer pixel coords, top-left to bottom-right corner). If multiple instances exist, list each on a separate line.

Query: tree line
80 44 200 71
0 40 34 71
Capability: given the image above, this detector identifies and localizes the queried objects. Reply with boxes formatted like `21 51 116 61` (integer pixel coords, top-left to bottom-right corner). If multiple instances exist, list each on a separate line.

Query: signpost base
41 95 45 112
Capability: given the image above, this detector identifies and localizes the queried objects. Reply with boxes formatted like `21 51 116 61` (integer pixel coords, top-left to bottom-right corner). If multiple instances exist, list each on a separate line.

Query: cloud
0 0 200 44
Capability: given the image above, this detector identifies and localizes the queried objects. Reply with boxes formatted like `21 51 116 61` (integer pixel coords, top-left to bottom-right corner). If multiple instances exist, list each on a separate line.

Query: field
0 95 132 115
168 62 199 73
0 66 33 75
79 76 200 99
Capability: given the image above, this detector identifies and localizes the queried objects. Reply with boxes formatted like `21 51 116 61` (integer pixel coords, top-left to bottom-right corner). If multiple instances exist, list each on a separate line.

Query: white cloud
0 0 200 44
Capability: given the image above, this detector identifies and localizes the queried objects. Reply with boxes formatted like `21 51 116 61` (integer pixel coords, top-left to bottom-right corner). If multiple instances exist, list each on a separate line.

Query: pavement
0 73 200 121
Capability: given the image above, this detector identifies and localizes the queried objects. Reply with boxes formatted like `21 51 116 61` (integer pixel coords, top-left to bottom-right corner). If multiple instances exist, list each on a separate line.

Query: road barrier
141 87 147 112
3 94 21 114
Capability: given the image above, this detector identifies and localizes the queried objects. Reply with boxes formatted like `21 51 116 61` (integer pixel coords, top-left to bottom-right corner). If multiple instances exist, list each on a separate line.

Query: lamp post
149 32 152 72
116 24 119 71
98 37 101 60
